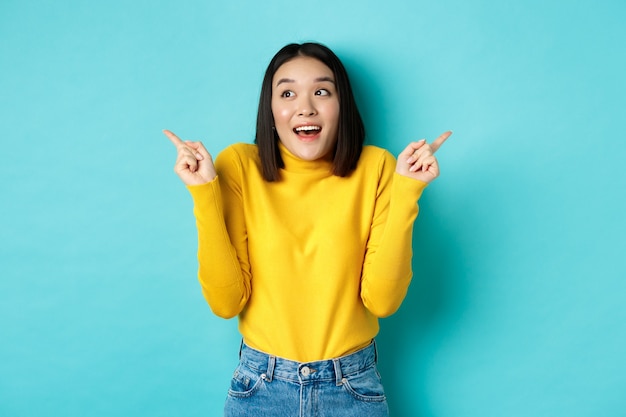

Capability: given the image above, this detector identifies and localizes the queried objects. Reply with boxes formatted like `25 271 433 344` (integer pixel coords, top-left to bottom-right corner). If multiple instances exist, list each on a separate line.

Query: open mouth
294 125 322 137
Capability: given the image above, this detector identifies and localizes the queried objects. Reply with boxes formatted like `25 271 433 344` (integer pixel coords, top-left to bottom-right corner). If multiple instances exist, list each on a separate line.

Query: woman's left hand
396 131 452 183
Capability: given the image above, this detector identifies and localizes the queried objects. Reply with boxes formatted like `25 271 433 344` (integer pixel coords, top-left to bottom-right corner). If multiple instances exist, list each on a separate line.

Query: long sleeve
360 151 427 317
186 148 252 318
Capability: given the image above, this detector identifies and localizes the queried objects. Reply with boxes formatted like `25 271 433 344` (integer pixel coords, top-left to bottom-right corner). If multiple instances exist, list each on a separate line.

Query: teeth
295 125 321 132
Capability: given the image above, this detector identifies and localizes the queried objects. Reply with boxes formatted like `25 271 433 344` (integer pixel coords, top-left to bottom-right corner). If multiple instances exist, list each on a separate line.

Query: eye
280 90 295 98
315 89 330 96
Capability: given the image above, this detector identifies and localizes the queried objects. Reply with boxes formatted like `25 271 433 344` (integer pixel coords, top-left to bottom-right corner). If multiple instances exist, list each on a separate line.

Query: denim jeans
223 340 389 417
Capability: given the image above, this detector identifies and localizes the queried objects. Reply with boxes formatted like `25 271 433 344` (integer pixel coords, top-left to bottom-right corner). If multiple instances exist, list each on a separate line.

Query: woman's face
271 56 340 162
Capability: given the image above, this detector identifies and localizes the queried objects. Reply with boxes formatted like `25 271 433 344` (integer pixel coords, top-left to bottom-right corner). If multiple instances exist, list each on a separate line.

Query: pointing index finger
163 129 185 148
431 131 452 153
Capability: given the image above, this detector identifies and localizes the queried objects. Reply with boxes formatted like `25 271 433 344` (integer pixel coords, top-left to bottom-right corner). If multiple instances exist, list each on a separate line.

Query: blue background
1 0 625 416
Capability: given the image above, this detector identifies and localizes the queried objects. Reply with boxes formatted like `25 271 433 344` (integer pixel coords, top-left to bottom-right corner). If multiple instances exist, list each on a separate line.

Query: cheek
323 101 340 123
272 106 292 126
277 108 291 119
325 108 340 133
272 103 290 120
272 111 294 141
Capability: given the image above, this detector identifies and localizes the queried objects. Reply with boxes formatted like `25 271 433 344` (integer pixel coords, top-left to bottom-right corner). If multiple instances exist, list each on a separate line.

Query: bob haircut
255 42 365 182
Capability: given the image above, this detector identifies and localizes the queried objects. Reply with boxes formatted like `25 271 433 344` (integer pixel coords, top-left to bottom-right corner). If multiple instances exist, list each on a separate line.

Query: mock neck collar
278 142 334 175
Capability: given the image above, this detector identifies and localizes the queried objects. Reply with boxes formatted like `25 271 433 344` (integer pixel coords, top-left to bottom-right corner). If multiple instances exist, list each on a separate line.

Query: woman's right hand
164 130 217 185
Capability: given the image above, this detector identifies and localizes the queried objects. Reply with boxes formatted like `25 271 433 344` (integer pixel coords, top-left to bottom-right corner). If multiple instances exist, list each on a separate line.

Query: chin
297 152 324 161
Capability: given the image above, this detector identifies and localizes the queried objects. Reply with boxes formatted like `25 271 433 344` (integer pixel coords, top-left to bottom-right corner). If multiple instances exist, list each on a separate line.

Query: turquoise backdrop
1 0 625 416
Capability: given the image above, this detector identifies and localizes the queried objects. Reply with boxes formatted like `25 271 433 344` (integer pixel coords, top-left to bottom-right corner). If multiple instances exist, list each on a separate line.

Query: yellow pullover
187 142 426 362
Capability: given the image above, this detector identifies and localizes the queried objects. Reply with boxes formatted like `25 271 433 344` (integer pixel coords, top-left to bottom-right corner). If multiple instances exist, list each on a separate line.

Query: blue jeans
223 340 389 417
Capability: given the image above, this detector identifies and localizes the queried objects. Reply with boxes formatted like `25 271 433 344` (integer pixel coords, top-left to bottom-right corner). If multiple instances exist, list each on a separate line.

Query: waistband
238 340 378 385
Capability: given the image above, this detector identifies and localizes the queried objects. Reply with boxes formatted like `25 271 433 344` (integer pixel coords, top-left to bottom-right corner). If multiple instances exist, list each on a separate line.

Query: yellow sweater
187 142 427 362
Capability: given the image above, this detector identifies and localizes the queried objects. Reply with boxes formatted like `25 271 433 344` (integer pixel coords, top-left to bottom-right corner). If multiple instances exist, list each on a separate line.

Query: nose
297 94 317 117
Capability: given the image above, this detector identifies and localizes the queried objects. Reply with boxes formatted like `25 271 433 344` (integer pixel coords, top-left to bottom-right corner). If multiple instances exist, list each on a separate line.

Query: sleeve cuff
186 177 220 210
392 173 428 202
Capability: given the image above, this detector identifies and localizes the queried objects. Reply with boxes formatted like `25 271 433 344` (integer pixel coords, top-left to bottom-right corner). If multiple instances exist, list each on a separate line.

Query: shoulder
358 145 396 172
217 143 259 162
214 143 262 185
215 143 260 171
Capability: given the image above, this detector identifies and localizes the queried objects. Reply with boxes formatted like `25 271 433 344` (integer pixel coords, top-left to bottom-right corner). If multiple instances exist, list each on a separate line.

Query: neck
278 142 334 175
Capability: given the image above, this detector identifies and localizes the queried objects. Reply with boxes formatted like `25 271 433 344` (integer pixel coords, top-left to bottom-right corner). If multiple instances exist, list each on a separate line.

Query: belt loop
373 339 378 363
266 355 276 382
238 339 244 359
332 358 343 386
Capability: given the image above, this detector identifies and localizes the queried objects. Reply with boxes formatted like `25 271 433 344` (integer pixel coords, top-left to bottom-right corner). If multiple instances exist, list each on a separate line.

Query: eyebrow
275 76 336 87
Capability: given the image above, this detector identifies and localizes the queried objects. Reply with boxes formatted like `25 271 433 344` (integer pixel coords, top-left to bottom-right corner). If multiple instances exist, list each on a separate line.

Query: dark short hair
255 42 365 182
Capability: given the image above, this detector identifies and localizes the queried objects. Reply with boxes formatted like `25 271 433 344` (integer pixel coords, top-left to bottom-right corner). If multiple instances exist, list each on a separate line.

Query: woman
165 42 450 416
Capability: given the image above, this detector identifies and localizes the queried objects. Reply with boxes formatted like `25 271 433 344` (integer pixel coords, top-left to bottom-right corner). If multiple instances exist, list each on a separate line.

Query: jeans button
301 366 310 377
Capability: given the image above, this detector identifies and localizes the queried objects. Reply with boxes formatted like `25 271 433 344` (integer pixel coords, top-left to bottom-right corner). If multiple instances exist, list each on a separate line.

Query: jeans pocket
341 366 387 403
227 365 265 399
